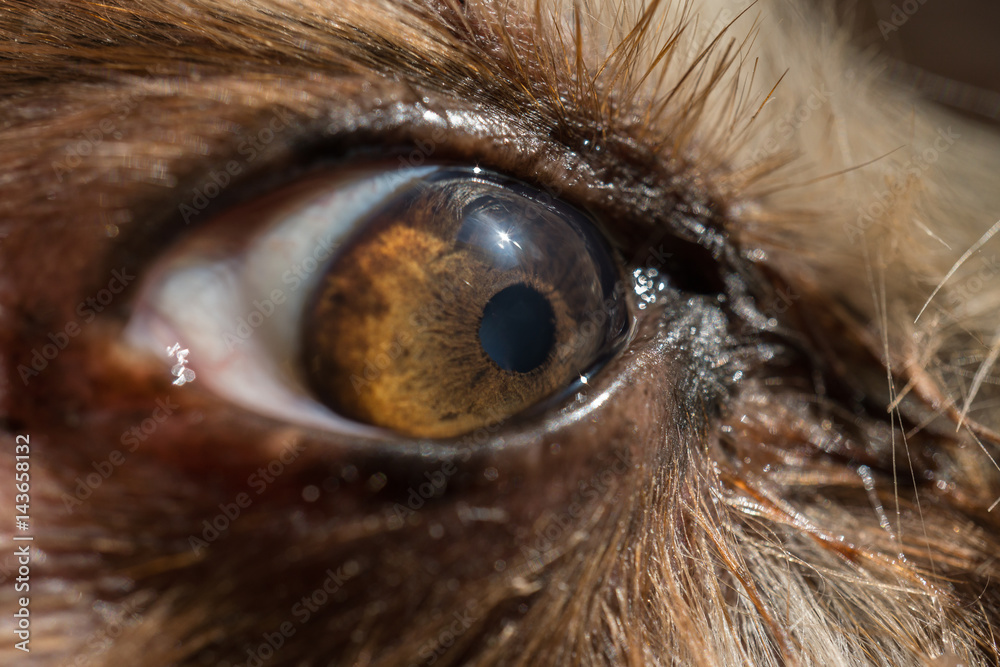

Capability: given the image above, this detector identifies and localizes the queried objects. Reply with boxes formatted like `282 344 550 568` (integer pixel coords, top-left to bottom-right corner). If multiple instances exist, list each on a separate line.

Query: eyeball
302 167 628 437
125 164 628 439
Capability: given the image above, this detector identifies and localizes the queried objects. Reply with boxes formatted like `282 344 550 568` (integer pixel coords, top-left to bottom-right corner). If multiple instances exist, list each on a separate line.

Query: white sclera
125 166 441 436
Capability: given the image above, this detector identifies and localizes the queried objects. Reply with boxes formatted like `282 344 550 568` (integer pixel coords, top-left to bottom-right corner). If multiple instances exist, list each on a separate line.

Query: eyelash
103 101 651 295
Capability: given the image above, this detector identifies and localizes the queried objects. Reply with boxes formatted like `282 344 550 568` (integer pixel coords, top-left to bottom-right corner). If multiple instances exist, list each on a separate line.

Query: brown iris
302 167 627 438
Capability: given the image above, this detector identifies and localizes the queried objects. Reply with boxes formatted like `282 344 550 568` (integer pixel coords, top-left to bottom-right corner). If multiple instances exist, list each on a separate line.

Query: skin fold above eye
1 1 1000 666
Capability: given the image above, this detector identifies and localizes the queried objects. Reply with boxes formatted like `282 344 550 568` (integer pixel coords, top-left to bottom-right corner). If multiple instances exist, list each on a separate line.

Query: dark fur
1 1 999 665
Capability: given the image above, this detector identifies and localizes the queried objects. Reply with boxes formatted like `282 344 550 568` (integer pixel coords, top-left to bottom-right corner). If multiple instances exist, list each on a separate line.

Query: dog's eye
125 163 628 438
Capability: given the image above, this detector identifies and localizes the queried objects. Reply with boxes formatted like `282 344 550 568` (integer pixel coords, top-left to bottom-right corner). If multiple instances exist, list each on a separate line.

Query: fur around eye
2 1 1000 666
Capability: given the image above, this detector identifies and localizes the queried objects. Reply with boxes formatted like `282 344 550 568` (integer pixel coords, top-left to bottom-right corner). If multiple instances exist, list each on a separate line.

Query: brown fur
1 0 999 665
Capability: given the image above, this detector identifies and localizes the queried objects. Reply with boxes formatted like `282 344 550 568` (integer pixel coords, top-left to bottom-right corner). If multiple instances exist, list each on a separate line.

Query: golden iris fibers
302 167 628 438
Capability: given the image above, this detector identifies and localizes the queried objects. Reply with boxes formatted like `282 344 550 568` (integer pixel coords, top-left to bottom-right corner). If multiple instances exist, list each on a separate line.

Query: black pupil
478 283 555 373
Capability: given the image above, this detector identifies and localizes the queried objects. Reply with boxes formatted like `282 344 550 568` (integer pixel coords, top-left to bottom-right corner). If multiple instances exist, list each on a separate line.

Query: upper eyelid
1 72 742 350
56 78 695 275
6 9 751 293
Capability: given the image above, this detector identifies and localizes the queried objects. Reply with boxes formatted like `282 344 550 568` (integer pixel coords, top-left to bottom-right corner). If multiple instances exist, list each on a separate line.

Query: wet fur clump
1 1 999 665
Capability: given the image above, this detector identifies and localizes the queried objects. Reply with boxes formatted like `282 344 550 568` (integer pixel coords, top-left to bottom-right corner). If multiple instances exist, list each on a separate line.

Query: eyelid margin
94 73 731 297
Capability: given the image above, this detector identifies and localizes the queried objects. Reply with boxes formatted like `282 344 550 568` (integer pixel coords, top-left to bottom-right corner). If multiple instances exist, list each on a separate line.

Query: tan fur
1 1 998 665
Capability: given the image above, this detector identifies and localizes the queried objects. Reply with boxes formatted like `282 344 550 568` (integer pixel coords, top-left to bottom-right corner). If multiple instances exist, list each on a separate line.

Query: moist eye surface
302 167 628 438
124 163 628 440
